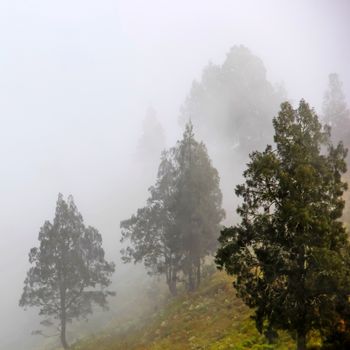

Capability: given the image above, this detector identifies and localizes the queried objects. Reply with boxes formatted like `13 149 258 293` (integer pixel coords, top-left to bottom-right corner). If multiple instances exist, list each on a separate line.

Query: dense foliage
216 100 350 350
20 194 115 349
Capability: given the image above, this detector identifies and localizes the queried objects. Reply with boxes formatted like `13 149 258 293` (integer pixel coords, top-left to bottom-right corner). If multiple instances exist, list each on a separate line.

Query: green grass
68 271 298 350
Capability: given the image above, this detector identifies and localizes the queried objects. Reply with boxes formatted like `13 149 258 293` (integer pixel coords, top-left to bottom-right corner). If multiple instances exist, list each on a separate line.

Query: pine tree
216 100 349 350
19 194 115 349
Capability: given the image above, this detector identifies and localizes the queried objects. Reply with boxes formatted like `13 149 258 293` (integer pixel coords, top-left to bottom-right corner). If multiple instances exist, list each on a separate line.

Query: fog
0 0 349 349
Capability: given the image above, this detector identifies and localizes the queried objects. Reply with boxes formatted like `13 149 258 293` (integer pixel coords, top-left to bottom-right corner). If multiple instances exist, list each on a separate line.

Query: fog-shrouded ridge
0 1 349 349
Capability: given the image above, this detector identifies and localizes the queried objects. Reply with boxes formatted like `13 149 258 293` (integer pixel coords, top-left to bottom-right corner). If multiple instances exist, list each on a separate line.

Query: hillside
69 271 300 350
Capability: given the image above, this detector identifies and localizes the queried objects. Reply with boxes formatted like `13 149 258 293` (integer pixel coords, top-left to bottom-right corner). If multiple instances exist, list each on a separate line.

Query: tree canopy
19 194 115 349
216 100 350 350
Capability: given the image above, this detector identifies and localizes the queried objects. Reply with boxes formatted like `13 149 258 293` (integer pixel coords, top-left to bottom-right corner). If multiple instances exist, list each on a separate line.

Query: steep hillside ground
70 272 300 350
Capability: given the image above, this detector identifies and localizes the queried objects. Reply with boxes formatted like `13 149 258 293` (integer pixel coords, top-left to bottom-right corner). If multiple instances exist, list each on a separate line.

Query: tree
180 46 286 219
121 122 224 294
20 194 115 349
121 149 182 295
173 122 225 290
180 45 285 158
323 73 350 161
216 100 350 350
136 106 166 164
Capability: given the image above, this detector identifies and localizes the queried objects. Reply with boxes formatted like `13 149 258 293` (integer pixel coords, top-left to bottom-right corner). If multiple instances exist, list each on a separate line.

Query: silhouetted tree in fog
216 101 350 350
121 122 224 294
20 194 115 349
323 73 350 162
180 45 285 158
137 106 166 163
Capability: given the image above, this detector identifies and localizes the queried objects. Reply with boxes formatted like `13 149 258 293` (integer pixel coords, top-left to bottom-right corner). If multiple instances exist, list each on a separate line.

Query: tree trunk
296 248 306 350
296 331 306 350
168 280 177 296
188 264 195 292
196 260 201 289
60 280 69 349
60 315 69 349
168 269 177 296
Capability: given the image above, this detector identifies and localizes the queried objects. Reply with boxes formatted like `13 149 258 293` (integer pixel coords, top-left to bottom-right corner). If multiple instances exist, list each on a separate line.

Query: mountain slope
70 271 299 350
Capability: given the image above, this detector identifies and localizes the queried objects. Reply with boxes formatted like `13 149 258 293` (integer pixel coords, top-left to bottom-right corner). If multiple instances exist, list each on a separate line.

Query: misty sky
0 0 349 348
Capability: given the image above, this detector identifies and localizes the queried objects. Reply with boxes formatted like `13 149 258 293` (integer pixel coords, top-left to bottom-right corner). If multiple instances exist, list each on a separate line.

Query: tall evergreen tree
174 122 225 290
20 194 115 349
121 122 224 294
216 101 349 350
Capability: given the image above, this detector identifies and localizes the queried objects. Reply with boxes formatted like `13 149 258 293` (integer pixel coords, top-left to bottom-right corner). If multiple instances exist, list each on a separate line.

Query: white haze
0 0 349 348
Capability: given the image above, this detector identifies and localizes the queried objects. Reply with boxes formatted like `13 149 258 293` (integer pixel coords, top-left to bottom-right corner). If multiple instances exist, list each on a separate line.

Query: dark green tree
20 194 115 349
121 122 224 294
216 100 349 350
323 73 350 162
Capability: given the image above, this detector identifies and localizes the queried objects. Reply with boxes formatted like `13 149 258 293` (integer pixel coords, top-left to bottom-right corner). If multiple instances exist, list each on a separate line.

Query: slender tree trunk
296 330 306 350
168 280 177 296
60 279 69 349
196 260 201 289
171 270 177 296
60 315 69 349
168 268 177 296
166 268 171 289
296 247 306 350
188 263 195 292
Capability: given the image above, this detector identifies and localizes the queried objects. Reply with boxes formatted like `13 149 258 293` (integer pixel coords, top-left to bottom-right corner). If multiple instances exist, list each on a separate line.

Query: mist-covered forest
1 1 350 350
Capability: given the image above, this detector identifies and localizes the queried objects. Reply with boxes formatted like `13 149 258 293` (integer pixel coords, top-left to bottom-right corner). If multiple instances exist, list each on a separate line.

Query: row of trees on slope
18 122 225 350
122 94 350 349
19 46 350 350
120 122 225 295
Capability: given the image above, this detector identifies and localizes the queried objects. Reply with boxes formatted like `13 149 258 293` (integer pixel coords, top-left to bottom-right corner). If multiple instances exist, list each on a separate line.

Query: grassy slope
70 272 297 350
